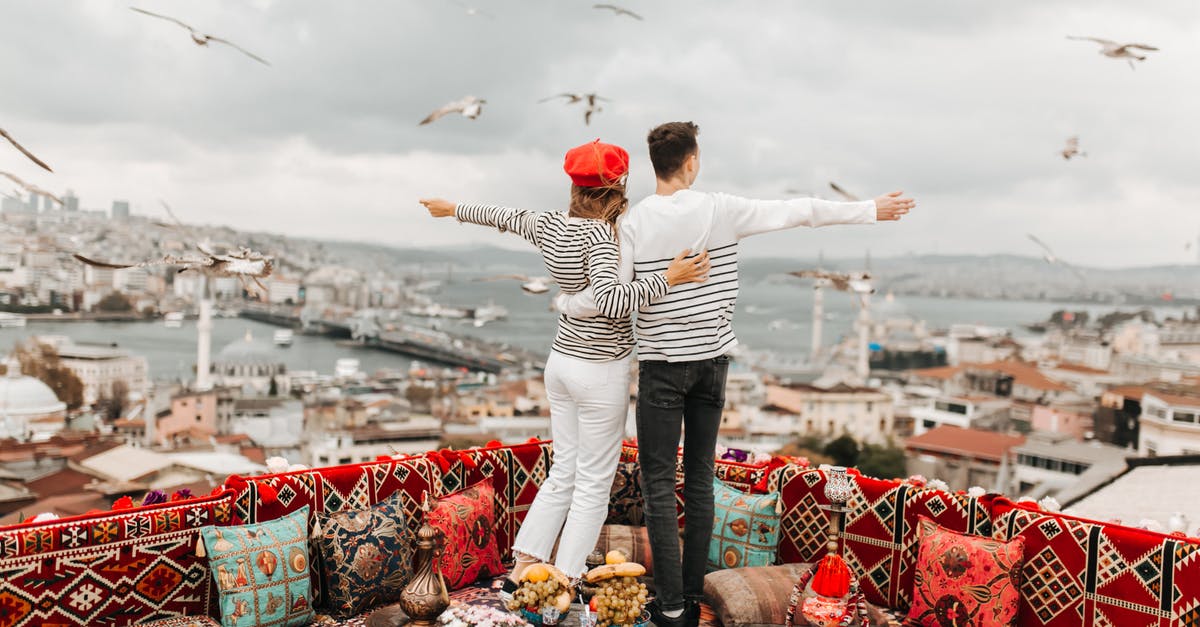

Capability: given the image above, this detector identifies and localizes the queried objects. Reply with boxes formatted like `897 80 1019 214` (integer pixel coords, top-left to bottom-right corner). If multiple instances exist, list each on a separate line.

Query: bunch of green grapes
590 576 648 627
506 579 564 612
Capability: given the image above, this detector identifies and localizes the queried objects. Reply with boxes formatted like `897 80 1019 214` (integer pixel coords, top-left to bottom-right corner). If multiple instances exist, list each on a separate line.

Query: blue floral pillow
201 506 314 627
313 492 416 617
707 477 781 572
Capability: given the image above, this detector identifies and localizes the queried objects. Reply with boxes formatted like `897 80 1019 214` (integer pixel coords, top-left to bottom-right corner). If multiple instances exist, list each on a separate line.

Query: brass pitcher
399 494 450 627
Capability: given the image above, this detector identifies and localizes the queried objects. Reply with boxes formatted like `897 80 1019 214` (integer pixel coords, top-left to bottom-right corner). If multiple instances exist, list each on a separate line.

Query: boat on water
273 329 294 347
0 312 26 328
163 312 184 328
471 301 508 327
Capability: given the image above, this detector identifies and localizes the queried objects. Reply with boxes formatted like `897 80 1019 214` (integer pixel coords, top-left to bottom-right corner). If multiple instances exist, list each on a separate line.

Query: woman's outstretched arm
420 198 546 248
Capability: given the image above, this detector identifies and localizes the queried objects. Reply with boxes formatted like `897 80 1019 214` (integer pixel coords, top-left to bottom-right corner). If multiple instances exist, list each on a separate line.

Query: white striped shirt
559 190 876 362
455 203 670 362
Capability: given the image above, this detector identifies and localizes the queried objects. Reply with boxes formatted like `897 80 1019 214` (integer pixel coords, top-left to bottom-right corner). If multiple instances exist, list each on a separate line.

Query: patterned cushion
907 516 1023 626
703 563 892 627
312 492 415 617
0 488 235 626
607 441 774 528
708 478 781 571
426 481 504 591
771 465 994 611
991 497 1200 627
201 507 314 627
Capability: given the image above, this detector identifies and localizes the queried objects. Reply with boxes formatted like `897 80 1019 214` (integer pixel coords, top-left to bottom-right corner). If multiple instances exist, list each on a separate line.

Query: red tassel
811 554 851 598
257 483 279 505
485 439 503 449
112 496 134 511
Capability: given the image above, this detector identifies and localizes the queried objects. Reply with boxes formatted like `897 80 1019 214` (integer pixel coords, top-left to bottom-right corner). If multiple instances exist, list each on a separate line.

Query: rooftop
904 425 1025 462
967 361 1072 393
1068 456 1200 530
1014 432 1129 464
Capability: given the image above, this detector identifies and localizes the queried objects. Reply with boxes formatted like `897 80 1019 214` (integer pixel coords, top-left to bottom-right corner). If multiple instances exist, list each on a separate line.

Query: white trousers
511 350 631 578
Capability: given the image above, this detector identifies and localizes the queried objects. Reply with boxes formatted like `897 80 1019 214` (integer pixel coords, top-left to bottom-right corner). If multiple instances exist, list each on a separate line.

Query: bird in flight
790 270 874 295
1027 233 1087 284
450 0 493 19
593 4 643 20
1067 36 1159 70
130 7 271 66
828 181 860 202
539 93 609 125
74 246 274 295
0 128 53 173
1061 136 1086 160
0 171 62 206
420 96 486 125
477 274 554 295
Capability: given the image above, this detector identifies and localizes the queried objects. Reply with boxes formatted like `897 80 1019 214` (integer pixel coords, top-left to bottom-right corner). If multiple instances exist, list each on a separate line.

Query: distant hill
314 237 1199 304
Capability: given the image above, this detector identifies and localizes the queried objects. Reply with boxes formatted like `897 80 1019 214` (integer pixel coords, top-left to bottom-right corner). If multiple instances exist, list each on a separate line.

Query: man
560 121 913 626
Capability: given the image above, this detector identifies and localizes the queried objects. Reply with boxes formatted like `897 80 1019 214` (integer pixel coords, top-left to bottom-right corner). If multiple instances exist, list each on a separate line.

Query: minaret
195 277 213 391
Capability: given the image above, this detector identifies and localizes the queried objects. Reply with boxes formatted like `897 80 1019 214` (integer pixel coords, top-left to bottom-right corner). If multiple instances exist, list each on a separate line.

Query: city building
40 337 148 406
909 394 1012 435
111 200 130 220
1008 431 1127 500
155 390 218 448
228 397 305 459
63 190 79 212
1029 399 1098 441
1094 385 1143 448
904 425 1025 492
306 416 442 466
756 383 894 444
268 275 303 305
1137 386 1200 456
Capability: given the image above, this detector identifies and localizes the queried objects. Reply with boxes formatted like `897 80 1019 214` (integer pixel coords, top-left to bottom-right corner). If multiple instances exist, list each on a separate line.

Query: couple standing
421 121 913 626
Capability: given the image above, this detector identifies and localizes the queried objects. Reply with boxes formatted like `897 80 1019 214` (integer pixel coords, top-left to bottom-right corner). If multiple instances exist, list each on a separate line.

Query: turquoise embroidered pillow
202 506 314 627
313 492 416 617
707 477 781 572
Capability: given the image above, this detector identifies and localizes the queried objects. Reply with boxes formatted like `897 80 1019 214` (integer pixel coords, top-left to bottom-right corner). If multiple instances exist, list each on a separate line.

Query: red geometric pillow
425 480 504 590
907 516 1024 627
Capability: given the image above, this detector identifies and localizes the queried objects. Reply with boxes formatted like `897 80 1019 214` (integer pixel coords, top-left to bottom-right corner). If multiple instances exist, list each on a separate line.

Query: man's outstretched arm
717 190 913 239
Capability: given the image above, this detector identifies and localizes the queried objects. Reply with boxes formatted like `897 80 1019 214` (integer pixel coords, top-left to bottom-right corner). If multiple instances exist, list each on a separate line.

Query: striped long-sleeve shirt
455 203 670 362
559 190 877 362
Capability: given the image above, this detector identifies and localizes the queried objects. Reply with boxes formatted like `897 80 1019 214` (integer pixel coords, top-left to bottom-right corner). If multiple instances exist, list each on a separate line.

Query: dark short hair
647 121 699 180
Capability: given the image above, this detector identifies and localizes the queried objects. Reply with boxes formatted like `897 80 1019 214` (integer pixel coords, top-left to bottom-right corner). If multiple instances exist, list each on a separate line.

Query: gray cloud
0 0 1197 266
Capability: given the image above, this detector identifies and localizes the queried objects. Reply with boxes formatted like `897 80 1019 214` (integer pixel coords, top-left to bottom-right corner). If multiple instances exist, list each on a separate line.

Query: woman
420 139 709 592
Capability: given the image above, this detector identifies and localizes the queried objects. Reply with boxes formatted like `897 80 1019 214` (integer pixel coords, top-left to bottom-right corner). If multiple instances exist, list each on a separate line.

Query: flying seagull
419 96 486 125
1027 233 1087 284
0 128 53 173
476 274 554 295
130 7 271 66
828 181 860 202
450 0 493 18
74 246 274 295
1061 136 1086 160
0 171 62 206
1067 36 1159 70
593 4 643 20
790 270 874 295
539 92 609 125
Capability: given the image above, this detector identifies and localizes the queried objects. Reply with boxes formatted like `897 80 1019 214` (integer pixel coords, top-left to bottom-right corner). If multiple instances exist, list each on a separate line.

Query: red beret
563 139 629 188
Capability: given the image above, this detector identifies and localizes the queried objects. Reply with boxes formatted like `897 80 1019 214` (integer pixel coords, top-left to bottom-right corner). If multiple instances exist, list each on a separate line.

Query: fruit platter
583 551 649 627
505 563 574 626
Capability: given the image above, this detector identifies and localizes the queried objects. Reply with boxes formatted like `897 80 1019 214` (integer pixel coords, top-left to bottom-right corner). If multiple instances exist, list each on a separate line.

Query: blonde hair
568 179 628 232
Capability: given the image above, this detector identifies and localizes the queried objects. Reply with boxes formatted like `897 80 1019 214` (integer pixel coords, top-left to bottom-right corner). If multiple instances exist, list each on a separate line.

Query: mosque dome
0 364 68 418
215 330 283 368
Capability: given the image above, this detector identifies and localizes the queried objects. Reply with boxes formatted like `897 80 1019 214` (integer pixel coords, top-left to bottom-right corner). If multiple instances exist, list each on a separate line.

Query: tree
822 435 860 468
96 291 133 313
268 376 279 397
10 341 85 410
97 380 130 420
857 443 908 480
774 436 833 466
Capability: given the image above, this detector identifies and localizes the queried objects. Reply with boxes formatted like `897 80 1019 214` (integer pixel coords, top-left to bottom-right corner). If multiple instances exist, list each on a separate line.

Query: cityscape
0 190 1197 536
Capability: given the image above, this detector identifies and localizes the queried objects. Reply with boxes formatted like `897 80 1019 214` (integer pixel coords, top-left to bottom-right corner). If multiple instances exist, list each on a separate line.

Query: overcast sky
1 1 1197 268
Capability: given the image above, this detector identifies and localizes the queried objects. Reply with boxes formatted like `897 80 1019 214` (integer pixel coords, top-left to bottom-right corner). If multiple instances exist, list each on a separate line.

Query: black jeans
636 355 729 612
